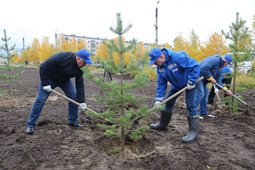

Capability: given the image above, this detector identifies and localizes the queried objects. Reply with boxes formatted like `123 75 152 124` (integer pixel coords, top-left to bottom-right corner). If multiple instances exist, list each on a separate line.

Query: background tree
30 38 40 64
96 42 109 61
199 32 229 60
77 38 87 51
222 12 253 112
38 36 55 62
83 13 151 152
21 46 31 64
172 34 187 51
0 29 24 97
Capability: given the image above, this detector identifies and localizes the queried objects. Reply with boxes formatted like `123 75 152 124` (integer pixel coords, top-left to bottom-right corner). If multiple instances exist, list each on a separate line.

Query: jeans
27 79 78 128
164 87 198 117
195 81 209 115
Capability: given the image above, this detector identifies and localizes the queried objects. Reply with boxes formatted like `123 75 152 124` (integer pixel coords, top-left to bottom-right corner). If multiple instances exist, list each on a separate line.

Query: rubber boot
150 110 172 131
182 116 200 143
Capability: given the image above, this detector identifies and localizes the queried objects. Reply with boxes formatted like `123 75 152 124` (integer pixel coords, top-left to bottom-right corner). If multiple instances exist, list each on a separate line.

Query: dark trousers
208 78 232 104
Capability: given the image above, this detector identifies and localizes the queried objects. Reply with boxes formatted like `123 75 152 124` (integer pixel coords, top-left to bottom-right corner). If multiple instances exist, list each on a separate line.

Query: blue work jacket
220 66 232 82
155 48 200 102
199 55 226 87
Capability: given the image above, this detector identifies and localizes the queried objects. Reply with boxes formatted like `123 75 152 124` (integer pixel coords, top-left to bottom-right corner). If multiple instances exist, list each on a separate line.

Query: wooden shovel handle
159 76 204 106
51 89 100 115
214 82 249 107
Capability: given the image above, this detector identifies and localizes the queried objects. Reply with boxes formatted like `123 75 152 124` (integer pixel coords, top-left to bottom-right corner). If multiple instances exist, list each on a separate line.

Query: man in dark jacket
196 54 233 119
26 49 92 134
148 48 200 143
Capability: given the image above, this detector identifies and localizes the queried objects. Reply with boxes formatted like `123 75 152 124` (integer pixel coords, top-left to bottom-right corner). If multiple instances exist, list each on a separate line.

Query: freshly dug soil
0 67 254 170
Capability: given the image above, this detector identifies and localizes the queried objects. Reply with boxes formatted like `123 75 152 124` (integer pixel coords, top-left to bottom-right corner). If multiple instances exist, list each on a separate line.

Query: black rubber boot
182 116 200 143
150 110 172 131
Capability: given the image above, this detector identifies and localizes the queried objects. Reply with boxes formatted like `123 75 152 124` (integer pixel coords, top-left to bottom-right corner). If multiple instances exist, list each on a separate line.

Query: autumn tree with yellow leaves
199 32 229 60
16 35 88 65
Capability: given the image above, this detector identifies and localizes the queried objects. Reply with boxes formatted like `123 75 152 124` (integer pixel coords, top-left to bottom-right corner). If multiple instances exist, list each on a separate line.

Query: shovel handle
214 82 249 107
131 77 204 125
159 76 204 106
51 89 100 115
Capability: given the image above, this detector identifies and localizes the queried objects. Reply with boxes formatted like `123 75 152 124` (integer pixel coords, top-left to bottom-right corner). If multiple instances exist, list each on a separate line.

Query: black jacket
40 52 85 103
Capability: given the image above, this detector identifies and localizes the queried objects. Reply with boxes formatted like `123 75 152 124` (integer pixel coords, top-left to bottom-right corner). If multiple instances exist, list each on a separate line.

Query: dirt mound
0 67 254 169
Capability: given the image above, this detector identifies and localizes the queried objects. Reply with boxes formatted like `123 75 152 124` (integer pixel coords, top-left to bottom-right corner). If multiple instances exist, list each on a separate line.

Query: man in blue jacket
148 48 200 143
26 49 92 134
196 55 233 119
208 66 232 104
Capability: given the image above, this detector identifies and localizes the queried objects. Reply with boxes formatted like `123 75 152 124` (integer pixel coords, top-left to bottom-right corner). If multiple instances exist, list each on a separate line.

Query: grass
235 72 255 92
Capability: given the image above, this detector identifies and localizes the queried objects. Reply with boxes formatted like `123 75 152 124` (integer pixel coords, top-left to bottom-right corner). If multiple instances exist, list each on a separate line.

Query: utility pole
22 37 25 51
155 0 160 48
55 29 58 52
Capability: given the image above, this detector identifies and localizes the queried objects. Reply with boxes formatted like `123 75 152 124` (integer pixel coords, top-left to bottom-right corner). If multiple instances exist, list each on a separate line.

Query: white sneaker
207 114 215 118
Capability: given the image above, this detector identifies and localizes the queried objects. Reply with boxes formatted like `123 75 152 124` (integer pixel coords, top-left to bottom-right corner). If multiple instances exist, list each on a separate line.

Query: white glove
154 101 162 108
187 83 196 90
79 103 87 111
43 85 52 92
214 87 219 93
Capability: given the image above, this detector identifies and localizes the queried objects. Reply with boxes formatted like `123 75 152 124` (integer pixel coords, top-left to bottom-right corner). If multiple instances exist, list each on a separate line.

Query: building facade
56 33 149 56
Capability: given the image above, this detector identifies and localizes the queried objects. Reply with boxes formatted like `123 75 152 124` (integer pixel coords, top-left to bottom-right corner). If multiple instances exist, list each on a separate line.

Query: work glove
154 101 162 108
214 85 219 93
187 83 196 90
43 85 52 92
79 103 87 111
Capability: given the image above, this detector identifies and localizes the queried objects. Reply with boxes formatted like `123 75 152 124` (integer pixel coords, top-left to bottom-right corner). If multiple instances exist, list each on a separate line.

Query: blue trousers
195 81 209 115
164 87 198 117
27 79 78 128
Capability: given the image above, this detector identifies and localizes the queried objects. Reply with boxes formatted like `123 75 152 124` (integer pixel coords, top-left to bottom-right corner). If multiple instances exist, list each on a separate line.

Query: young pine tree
0 29 24 98
83 13 152 151
222 13 253 112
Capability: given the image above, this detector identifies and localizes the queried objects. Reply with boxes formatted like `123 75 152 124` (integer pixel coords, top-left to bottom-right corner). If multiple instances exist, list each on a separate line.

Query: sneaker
68 122 83 127
207 114 215 118
199 116 204 120
26 127 34 134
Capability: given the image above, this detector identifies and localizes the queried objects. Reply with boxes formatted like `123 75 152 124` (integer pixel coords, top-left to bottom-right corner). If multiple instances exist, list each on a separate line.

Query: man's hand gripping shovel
132 77 204 127
214 82 250 107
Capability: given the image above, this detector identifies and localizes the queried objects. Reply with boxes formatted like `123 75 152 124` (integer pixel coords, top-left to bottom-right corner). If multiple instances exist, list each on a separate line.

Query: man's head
148 48 165 66
223 54 233 67
76 49 93 68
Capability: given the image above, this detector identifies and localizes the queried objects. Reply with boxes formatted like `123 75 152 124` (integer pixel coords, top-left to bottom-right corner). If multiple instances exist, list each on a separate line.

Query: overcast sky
0 0 254 49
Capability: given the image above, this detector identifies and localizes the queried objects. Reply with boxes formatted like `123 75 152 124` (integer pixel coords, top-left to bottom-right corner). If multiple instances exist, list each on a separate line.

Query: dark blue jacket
220 66 232 82
199 55 225 87
40 52 85 103
156 48 200 102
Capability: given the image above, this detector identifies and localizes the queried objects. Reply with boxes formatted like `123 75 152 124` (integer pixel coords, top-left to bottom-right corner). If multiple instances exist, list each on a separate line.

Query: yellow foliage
143 65 157 81
77 39 87 51
199 32 229 60
57 36 71 52
30 38 41 64
163 43 172 49
70 37 78 52
96 42 109 61
38 36 55 62
134 42 146 61
252 60 255 68
21 46 31 63
10 51 21 63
